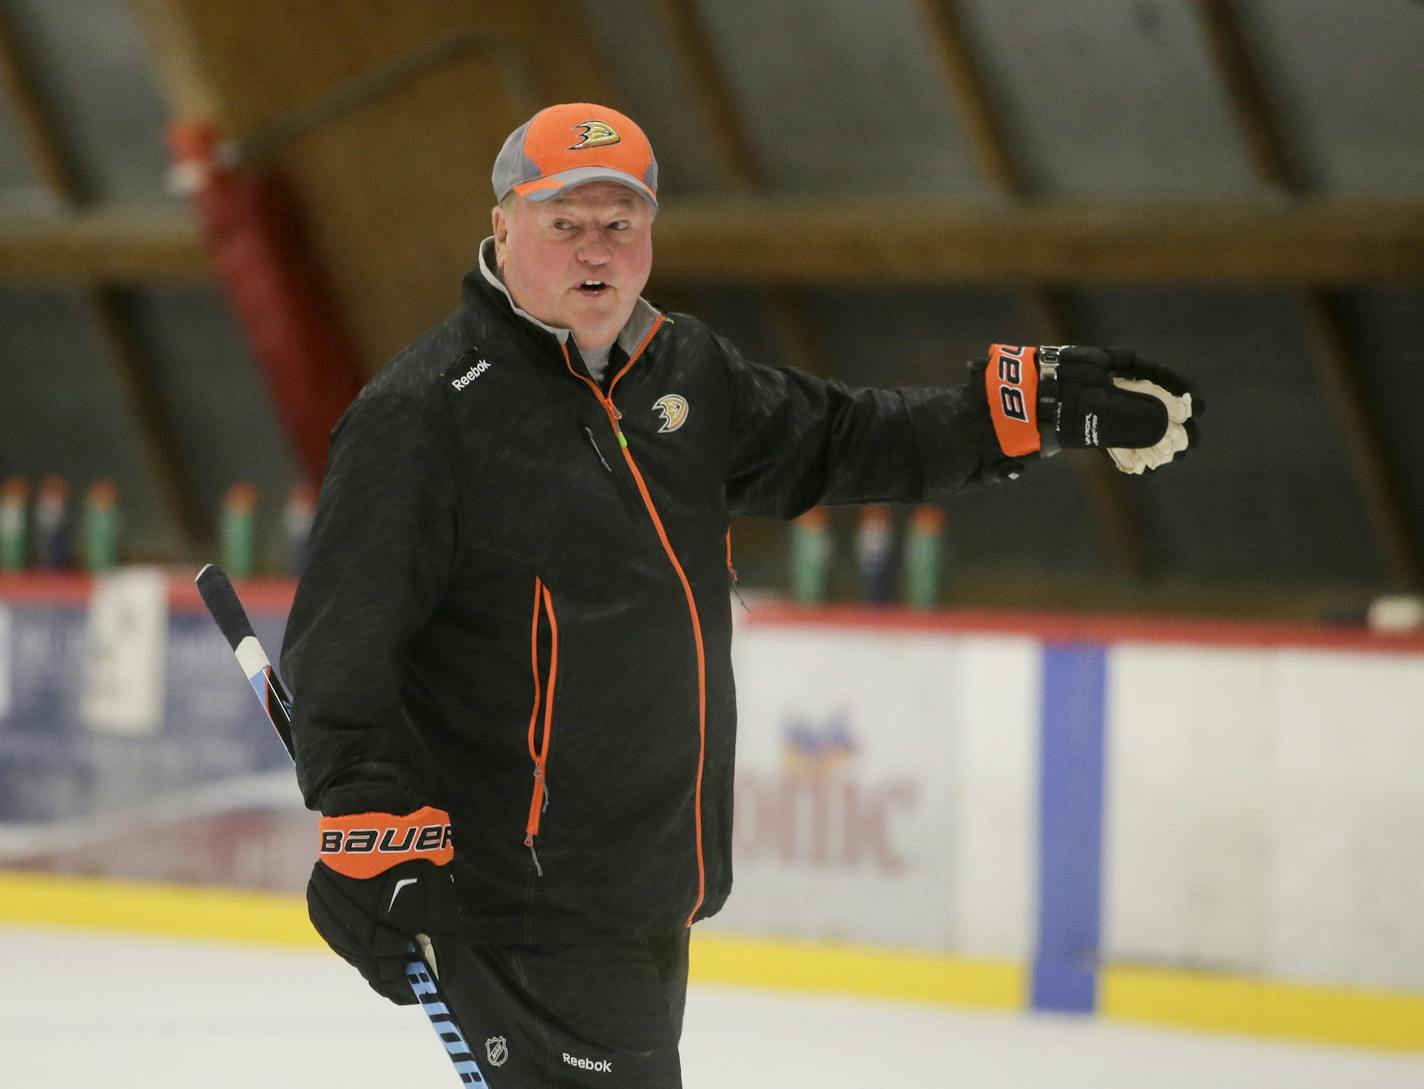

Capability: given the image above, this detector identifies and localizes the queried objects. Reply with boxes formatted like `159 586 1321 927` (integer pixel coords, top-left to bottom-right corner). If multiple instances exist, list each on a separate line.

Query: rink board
3 869 1421 1052
2 577 1424 1051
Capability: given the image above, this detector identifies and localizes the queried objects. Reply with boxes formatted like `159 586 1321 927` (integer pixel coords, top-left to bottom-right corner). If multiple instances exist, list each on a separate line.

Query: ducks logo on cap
568 120 621 151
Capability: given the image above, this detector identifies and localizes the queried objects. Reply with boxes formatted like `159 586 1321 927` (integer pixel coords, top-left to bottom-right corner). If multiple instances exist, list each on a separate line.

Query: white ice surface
4 926 1422 1088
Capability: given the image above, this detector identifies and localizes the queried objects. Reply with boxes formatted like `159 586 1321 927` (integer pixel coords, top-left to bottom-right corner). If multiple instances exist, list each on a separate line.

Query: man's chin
567 305 633 345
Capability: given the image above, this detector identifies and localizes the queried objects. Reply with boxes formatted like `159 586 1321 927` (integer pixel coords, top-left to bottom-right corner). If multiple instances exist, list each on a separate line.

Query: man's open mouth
577 280 610 296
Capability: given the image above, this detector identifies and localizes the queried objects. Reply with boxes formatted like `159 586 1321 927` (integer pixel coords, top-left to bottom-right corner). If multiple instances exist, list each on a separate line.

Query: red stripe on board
168 577 295 614
744 602 1424 655
0 573 296 614
3 577 1422 655
0 573 95 605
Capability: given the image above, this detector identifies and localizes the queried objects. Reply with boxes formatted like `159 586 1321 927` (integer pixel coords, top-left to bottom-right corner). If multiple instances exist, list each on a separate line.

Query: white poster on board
79 567 168 736
714 626 964 950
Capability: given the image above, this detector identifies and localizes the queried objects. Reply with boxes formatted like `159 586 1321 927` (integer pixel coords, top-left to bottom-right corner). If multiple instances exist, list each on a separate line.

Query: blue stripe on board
1031 643 1108 1015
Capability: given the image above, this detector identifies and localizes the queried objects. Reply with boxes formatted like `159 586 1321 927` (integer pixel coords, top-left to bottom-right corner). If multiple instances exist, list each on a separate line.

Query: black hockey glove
979 344 1201 474
306 785 460 1006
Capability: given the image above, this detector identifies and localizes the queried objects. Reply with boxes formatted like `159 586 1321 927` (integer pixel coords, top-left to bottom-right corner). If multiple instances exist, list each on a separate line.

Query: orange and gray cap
491 102 658 208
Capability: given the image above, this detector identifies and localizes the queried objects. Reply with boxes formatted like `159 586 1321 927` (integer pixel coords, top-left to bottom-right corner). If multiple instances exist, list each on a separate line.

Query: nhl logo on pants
485 1036 508 1067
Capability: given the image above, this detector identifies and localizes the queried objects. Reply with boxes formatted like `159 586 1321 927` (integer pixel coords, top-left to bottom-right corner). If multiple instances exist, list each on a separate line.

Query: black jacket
282 244 1020 945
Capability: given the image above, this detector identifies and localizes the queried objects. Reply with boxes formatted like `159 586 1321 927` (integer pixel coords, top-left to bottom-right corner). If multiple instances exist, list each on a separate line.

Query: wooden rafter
1301 294 1422 586
0 6 204 550
0 3 82 195
87 290 207 543
1192 0 1297 194
919 0 1147 581
660 0 762 189
657 0 830 378
1191 0 1421 587
918 0 1024 194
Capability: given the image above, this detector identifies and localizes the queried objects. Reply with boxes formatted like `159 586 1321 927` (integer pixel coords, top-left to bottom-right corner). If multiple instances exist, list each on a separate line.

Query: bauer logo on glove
983 344 1201 474
317 805 454 878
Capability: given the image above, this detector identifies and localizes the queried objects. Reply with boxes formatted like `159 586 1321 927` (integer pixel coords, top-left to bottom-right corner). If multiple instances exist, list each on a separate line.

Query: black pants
440 929 690 1088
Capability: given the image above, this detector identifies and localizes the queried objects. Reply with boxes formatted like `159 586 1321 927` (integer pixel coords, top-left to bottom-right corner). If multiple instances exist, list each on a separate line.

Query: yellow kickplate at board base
0 870 318 947
690 931 1024 1011
1104 964 1424 1052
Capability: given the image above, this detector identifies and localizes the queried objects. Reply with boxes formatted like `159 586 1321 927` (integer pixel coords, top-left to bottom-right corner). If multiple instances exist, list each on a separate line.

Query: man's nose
577 234 612 263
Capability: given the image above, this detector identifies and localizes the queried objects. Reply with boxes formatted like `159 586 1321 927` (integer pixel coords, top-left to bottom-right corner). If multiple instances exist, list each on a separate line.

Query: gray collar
478 237 659 357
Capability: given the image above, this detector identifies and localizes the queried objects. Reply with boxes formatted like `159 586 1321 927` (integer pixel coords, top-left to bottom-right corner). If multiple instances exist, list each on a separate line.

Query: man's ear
491 204 509 268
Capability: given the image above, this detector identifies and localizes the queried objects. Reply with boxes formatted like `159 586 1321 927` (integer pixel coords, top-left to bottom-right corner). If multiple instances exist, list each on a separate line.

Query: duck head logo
653 394 689 433
568 120 621 150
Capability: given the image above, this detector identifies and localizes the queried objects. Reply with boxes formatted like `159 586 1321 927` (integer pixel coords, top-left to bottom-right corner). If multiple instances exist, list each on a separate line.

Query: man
282 102 1197 1087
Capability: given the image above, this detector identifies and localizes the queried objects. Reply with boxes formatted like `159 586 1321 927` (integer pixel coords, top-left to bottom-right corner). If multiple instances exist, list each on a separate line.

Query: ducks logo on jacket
653 394 689 433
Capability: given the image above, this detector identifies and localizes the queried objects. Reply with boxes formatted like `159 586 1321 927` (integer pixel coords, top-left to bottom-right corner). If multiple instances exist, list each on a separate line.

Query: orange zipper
524 577 559 876
560 319 710 926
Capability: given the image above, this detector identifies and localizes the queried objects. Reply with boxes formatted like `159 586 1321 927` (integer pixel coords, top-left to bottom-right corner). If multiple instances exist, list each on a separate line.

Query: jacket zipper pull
525 764 549 877
730 571 750 613
583 426 612 472
524 835 544 877
727 532 750 612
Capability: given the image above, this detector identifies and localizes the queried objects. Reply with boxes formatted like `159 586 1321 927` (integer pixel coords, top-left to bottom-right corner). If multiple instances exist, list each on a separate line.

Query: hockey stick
194 563 489 1086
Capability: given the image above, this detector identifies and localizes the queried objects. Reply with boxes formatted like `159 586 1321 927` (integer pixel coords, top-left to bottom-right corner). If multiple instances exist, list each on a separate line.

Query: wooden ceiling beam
7 198 1421 288
649 198 1424 285
0 204 208 284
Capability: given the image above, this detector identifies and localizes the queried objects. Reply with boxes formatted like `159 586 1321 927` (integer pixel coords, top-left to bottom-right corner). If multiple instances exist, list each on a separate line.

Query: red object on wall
168 120 366 483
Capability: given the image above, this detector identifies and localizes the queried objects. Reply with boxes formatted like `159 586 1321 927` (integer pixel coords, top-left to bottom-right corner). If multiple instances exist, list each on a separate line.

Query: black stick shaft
196 564 295 755
194 563 488 1086
195 563 256 650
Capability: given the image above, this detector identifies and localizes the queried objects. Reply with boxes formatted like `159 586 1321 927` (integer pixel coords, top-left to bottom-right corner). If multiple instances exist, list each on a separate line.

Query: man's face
492 182 654 351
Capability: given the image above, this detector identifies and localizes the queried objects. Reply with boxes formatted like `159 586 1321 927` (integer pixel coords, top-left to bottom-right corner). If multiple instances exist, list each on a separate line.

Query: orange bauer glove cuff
985 344 1042 457
317 805 454 879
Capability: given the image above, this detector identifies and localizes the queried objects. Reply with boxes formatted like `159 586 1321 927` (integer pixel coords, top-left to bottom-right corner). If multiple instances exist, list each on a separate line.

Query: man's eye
609 220 630 231
552 220 572 231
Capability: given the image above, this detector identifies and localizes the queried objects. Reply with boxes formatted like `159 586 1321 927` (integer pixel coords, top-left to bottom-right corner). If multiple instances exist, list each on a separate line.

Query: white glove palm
1107 378 1193 475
